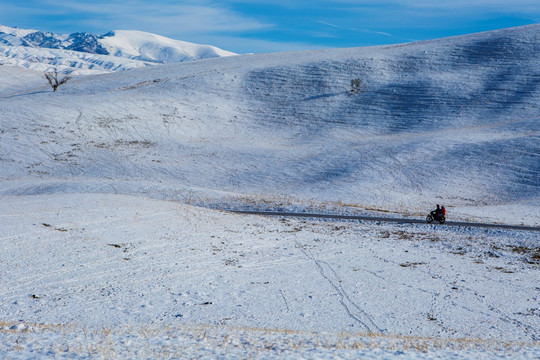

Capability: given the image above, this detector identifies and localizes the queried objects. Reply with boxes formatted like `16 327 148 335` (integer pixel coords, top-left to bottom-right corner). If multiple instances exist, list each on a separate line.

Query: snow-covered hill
0 24 538 225
0 25 236 74
0 24 539 359
99 30 236 62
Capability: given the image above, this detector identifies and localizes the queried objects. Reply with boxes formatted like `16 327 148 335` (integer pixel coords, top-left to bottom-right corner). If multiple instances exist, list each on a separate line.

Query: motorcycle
426 211 445 224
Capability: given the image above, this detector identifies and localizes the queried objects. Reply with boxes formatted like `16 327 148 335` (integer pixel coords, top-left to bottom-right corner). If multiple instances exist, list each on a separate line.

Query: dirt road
232 210 540 232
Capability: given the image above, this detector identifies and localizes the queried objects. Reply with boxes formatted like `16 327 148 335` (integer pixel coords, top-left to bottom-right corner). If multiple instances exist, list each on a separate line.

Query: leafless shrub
350 78 362 93
44 71 71 92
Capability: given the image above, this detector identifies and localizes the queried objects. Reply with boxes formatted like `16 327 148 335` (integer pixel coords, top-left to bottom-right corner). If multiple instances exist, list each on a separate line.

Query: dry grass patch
508 245 540 265
1 321 538 358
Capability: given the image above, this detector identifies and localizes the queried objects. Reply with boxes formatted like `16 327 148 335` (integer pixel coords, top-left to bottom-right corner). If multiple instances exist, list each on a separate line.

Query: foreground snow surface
1 193 538 358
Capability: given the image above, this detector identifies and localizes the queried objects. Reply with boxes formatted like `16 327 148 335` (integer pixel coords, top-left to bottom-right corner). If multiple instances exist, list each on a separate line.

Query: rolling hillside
1 24 539 359
0 24 539 225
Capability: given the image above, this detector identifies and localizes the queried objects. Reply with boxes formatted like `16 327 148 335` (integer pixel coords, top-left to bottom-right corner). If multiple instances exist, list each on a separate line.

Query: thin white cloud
330 0 540 6
229 0 540 8
372 0 540 14
358 29 392 37
399 0 539 7
318 21 394 38
11 0 273 34
317 21 341 29
197 34 328 53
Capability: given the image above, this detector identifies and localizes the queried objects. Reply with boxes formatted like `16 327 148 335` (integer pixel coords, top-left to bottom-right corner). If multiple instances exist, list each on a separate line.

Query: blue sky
2 0 540 53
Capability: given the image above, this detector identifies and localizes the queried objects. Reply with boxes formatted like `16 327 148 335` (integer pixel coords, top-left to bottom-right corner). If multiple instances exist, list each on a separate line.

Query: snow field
1 24 539 359
0 193 538 358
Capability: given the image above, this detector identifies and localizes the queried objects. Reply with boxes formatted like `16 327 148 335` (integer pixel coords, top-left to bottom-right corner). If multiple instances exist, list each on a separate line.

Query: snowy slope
0 24 36 40
0 24 538 225
0 25 236 74
0 24 539 359
99 30 236 62
0 45 155 74
0 193 538 359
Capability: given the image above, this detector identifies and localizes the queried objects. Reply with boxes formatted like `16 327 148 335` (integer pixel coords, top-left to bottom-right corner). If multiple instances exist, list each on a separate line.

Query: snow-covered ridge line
0 25 236 74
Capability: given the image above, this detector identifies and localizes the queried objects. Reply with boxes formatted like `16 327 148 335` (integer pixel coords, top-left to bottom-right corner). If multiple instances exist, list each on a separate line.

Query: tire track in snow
363 242 537 340
1 209 197 299
447 280 540 341
295 241 383 334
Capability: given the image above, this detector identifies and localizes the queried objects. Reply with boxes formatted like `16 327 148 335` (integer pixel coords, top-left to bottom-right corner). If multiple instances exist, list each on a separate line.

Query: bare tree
350 78 362 93
44 71 71 92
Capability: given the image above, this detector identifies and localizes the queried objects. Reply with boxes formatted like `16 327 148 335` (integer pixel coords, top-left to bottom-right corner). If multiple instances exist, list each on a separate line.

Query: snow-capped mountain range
0 25 236 74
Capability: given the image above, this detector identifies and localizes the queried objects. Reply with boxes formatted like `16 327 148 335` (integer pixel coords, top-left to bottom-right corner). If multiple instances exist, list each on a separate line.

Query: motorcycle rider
431 204 442 220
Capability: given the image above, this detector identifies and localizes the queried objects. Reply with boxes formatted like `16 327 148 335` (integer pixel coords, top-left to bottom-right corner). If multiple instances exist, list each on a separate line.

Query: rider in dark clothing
431 204 442 220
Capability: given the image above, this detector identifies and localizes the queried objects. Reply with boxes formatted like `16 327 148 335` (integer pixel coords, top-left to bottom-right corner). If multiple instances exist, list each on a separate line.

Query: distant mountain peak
66 32 109 55
98 29 236 62
0 25 236 74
